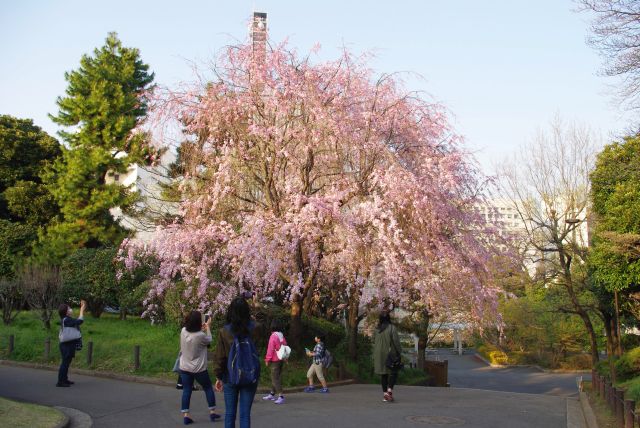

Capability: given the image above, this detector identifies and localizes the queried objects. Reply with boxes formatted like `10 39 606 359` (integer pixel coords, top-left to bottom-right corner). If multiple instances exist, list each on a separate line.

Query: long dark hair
226 297 251 337
378 311 392 332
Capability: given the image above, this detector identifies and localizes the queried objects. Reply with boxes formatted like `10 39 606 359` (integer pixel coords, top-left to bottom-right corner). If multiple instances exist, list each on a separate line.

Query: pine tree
39 32 158 262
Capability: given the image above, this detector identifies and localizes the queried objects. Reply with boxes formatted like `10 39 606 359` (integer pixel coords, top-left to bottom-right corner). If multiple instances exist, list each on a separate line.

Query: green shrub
477 344 508 365
594 359 610 378
560 354 592 370
621 334 640 350
60 248 118 317
621 376 640 403
615 347 640 381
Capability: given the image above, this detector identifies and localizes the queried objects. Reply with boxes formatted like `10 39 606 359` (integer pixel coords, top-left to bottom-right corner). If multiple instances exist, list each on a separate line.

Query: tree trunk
602 313 617 382
614 291 623 356
559 257 599 366
289 299 303 351
42 311 51 330
119 308 127 320
89 301 104 318
577 309 599 365
417 336 427 369
347 295 360 361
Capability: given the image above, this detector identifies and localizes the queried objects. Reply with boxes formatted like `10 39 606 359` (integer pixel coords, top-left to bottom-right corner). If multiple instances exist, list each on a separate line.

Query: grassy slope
0 311 427 388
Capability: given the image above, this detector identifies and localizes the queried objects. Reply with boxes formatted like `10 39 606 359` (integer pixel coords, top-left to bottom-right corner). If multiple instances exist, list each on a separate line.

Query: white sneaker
262 393 276 401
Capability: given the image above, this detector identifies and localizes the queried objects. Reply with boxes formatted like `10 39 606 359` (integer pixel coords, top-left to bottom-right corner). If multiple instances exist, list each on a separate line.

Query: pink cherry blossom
122 40 507 331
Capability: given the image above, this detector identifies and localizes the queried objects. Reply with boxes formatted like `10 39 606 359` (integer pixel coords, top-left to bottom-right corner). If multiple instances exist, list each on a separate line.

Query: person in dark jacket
373 311 402 402
213 297 260 428
56 300 85 387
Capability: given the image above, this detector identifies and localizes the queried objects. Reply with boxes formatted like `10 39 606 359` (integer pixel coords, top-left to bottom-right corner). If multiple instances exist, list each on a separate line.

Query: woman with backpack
213 297 260 428
262 319 288 404
178 311 220 425
56 299 86 387
373 311 402 402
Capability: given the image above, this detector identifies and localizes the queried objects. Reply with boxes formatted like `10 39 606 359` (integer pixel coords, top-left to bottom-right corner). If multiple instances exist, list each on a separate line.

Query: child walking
304 333 329 393
263 320 288 404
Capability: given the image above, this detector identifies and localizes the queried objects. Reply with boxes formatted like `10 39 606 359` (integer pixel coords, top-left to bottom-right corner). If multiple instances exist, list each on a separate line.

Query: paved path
436 350 584 396
0 359 577 428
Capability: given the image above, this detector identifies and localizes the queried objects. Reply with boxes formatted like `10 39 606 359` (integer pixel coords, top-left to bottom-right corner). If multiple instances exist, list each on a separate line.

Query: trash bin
424 359 449 387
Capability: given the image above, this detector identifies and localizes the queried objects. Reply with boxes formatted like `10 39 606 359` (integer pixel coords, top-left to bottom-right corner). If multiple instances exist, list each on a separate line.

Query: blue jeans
180 370 216 413
223 382 257 428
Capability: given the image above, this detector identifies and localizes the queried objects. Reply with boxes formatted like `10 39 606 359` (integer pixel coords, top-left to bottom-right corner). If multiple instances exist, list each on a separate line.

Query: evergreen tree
0 115 60 225
39 32 159 262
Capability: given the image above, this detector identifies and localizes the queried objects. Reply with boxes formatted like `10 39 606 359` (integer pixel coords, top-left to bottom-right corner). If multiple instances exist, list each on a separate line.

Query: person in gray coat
373 311 402 402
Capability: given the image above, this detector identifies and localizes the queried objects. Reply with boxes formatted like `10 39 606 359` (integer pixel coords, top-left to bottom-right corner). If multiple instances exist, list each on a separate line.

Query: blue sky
0 1 631 174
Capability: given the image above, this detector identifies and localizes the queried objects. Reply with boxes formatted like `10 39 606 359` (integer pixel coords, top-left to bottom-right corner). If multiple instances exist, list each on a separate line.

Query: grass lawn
0 311 179 381
0 397 66 428
0 311 428 388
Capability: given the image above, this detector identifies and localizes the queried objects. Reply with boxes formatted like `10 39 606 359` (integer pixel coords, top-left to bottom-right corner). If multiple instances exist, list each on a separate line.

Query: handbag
173 352 181 373
276 344 291 360
59 317 82 343
385 327 404 371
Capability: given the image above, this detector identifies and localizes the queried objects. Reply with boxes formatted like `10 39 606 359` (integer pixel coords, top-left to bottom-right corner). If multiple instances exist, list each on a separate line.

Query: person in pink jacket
262 319 287 404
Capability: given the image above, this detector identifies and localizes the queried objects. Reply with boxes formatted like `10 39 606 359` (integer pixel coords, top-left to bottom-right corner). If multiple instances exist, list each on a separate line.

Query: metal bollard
86 341 93 366
44 337 51 360
624 399 635 428
8 334 14 355
134 345 140 370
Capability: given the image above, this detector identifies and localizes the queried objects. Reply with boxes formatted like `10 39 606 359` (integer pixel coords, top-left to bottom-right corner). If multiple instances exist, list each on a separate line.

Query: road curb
0 359 355 393
579 391 600 428
54 406 93 428
567 397 587 428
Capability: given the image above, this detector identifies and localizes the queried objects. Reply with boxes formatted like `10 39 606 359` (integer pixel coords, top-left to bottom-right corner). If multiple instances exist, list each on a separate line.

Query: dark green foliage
60 248 118 317
252 304 345 350
38 33 160 262
590 136 640 294
0 115 61 223
0 220 37 278
0 115 62 231
613 347 640 381
61 248 150 319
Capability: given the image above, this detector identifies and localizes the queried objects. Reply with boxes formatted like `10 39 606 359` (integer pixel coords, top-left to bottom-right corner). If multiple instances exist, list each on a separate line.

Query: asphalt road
439 350 584 396
0 352 583 427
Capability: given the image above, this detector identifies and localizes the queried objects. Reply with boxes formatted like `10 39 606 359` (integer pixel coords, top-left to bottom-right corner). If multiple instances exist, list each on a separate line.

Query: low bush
620 376 640 403
477 344 508 365
614 347 640 381
560 354 592 370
